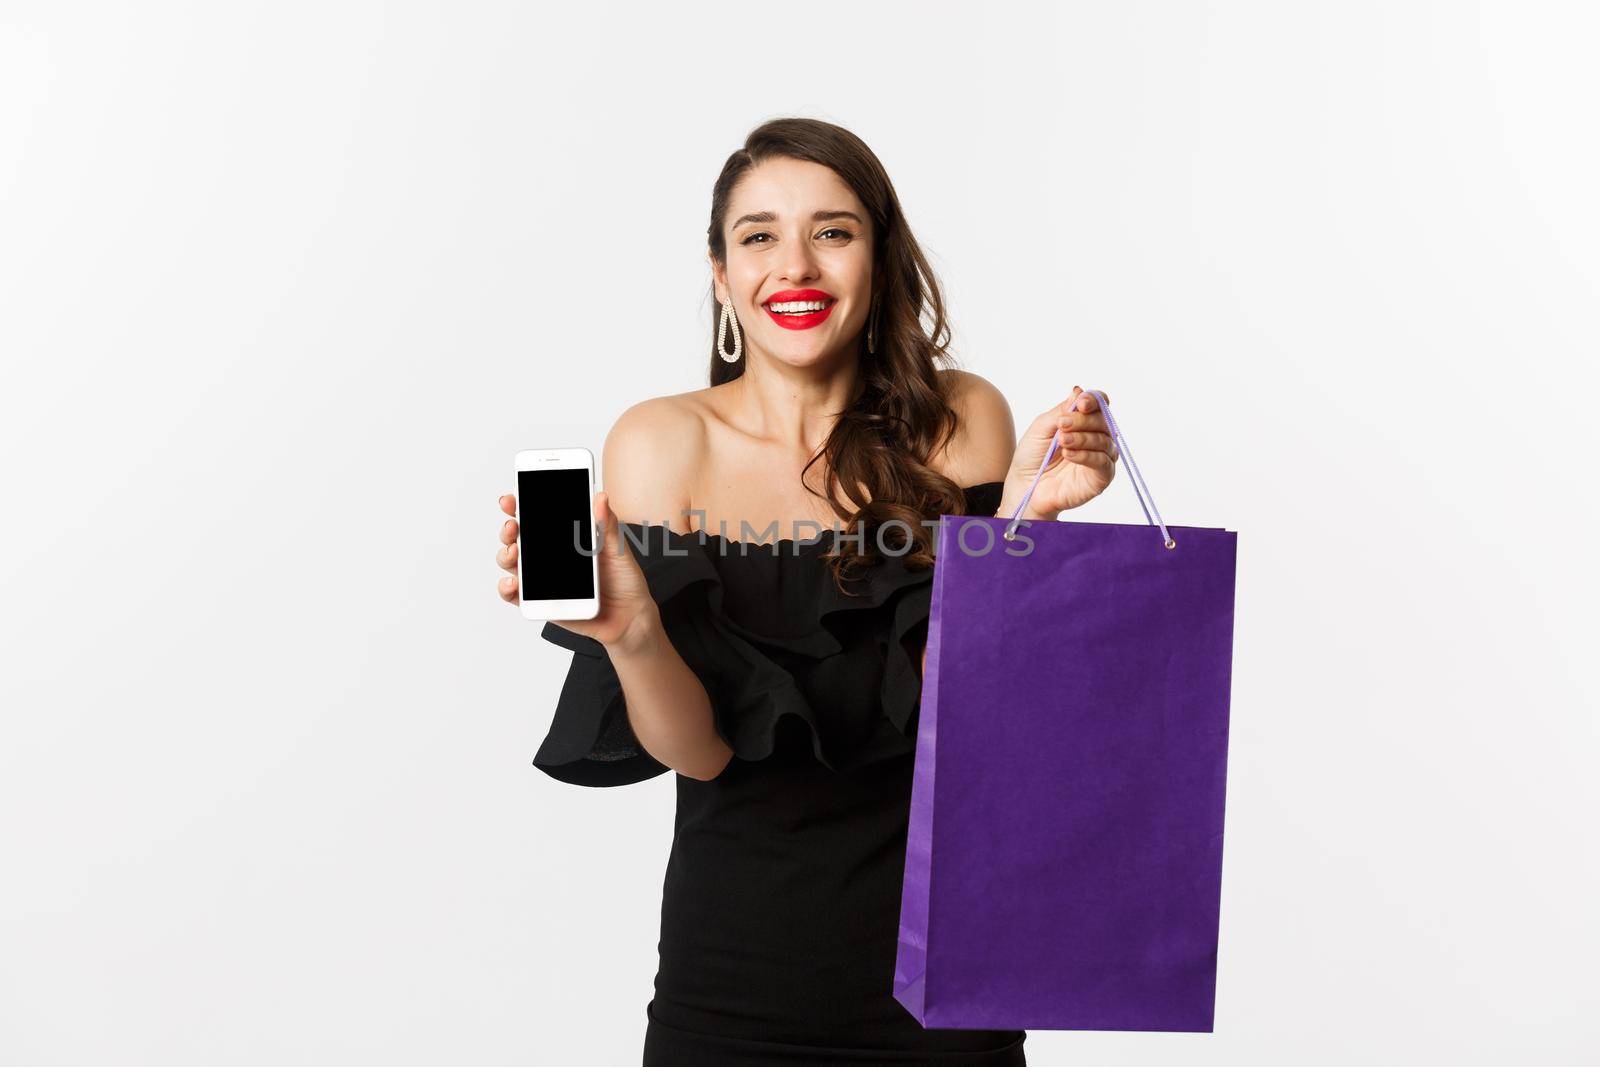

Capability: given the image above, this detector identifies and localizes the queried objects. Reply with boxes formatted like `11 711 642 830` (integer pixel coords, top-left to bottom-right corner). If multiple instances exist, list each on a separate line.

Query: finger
501 517 518 546
1027 406 1066 438
1074 389 1109 412
1030 400 1080 442
1057 447 1117 473
594 491 622 557
1057 412 1109 437
1044 386 1084 422
500 493 516 517
497 540 518 573
498 574 519 603
1058 392 1113 448
1054 430 1115 454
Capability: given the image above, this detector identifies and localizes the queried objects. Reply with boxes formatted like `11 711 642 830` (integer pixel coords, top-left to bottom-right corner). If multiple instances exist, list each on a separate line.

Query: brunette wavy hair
706 117 976 592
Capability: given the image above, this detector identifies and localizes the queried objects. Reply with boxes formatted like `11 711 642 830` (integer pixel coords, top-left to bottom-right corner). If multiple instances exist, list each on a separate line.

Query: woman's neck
726 355 861 454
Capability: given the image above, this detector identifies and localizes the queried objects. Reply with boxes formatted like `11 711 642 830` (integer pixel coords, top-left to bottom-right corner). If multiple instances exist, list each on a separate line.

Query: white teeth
767 299 830 313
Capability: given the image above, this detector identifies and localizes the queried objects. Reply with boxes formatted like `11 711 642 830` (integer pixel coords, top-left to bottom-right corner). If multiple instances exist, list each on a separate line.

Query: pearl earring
717 298 743 363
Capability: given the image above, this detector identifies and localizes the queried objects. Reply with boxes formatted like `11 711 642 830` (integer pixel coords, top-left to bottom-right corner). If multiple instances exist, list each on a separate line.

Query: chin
765 341 847 367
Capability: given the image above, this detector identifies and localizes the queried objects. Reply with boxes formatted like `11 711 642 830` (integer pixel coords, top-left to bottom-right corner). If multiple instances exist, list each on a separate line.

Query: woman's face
713 157 875 370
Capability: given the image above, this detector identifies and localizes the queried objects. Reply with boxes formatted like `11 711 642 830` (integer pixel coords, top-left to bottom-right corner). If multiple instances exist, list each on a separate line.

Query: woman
495 118 1117 1064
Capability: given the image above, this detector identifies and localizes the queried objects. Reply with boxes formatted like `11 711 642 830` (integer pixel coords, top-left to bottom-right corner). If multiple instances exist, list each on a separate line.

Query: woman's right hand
496 490 660 650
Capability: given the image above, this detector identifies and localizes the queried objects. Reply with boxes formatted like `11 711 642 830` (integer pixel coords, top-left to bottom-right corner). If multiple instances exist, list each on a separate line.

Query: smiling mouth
762 298 837 330
763 298 837 316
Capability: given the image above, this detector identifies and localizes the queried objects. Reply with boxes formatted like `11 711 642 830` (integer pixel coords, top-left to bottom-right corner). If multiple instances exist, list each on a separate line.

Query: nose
778 234 821 286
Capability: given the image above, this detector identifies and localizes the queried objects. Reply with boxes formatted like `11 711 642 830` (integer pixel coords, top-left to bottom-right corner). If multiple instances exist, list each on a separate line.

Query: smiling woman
701 124 993 594
501 116 1110 1066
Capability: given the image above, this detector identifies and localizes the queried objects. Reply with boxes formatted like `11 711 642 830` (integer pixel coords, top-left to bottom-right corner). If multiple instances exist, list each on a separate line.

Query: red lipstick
762 289 837 331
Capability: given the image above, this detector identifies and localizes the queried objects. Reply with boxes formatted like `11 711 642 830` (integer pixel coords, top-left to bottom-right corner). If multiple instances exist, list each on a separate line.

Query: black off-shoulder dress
533 481 1028 1065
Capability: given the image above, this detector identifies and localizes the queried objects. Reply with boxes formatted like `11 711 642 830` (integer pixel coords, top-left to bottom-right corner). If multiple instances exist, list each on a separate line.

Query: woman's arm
597 398 733 781
606 608 733 781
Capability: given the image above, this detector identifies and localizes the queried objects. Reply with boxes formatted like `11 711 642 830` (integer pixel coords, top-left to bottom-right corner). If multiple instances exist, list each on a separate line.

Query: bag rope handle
1001 389 1176 549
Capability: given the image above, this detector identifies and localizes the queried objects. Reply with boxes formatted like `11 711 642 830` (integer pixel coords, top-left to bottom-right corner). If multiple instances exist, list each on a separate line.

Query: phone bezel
514 447 601 621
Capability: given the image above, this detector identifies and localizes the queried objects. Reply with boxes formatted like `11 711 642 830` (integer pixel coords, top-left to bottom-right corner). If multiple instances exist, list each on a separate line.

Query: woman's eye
740 228 854 246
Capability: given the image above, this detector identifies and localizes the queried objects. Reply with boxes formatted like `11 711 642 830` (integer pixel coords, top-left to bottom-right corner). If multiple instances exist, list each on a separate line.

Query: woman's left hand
994 386 1118 521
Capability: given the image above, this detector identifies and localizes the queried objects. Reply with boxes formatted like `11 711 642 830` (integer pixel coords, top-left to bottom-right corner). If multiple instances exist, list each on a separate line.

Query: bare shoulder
933 368 1015 486
601 393 708 530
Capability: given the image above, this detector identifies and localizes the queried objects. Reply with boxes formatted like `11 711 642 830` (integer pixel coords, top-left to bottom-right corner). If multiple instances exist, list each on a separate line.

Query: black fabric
535 481 1027 1062
534 480 1006 785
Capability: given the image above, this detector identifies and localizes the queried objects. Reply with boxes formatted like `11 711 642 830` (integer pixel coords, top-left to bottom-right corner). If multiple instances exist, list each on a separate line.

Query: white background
2 2 1596 1063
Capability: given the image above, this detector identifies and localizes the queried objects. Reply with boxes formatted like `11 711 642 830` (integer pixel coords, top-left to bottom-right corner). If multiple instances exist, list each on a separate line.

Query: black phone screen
516 466 595 601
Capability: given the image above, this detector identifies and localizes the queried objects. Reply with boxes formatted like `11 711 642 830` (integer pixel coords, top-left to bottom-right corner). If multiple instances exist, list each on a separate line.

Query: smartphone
514 447 600 621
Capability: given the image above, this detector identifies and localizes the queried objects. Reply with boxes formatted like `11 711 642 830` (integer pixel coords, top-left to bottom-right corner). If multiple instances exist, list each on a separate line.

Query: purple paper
894 512 1238 1032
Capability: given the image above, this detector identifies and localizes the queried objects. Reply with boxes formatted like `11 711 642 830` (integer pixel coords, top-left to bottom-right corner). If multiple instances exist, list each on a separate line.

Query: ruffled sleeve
531 482 1007 785
532 619 672 787
531 521 744 787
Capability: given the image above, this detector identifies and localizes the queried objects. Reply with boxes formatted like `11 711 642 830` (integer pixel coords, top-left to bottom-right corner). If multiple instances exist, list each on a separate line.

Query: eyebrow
730 209 865 230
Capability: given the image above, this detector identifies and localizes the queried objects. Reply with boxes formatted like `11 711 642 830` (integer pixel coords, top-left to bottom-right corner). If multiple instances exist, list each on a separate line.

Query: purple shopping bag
893 391 1237 1032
